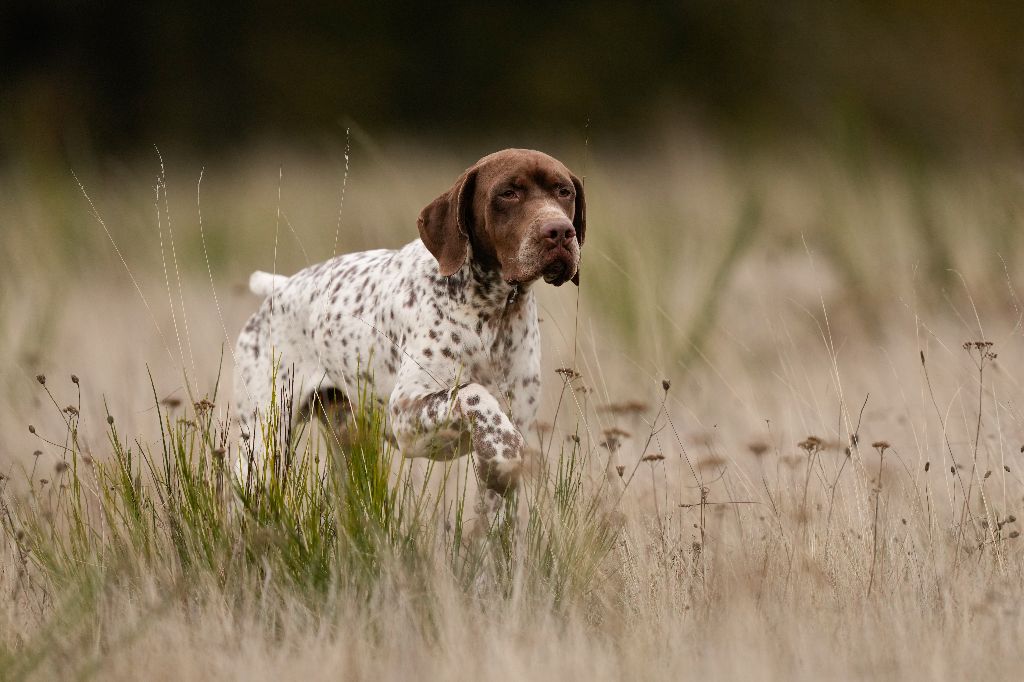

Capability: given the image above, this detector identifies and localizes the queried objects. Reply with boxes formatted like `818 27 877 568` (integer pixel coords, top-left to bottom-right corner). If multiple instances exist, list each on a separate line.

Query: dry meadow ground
2 137 1024 680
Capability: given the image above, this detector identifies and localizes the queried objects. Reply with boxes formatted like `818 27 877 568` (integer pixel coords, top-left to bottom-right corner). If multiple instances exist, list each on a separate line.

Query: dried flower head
28 425 36 434
555 367 581 380
71 374 80 385
697 455 726 471
54 461 69 474
615 465 625 477
194 398 215 413
161 396 183 409
63 405 79 416
603 426 632 439
35 374 46 385
107 415 115 425
798 436 823 452
871 441 891 451
748 442 769 457
599 400 649 416
641 453 665 462
662 379 671 392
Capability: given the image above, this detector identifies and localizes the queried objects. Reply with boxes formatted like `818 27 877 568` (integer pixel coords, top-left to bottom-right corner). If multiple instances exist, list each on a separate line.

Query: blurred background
4 1 1024 162
2 1 1024 471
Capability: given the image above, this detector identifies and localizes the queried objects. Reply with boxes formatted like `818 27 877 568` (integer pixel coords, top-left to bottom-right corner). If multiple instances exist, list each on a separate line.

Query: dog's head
417 148 586 287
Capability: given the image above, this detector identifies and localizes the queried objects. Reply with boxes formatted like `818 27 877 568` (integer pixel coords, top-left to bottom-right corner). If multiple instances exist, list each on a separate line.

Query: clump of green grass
0 365 622 679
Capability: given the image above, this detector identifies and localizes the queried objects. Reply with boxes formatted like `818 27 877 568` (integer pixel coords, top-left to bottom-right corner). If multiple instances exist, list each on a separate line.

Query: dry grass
2 136 1024 680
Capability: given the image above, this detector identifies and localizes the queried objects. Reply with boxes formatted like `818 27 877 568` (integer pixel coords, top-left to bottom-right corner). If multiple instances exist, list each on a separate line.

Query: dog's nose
542 221 576 244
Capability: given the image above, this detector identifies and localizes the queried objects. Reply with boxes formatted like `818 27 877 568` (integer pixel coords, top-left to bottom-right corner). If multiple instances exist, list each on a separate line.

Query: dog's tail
249 271 290 297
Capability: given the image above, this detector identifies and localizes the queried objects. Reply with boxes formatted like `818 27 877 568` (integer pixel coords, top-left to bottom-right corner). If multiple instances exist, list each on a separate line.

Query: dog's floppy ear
570 173 586 286
418 167 478 277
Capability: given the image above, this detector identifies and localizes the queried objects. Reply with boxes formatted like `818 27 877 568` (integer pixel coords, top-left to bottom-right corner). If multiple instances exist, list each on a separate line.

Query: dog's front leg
389 379 525 521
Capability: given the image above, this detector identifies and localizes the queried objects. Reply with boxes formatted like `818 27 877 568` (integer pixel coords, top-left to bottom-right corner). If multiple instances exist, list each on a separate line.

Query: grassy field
2 136 1024 680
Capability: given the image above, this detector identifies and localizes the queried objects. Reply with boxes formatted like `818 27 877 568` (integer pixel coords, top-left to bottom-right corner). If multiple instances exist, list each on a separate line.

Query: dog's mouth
542 260 567 284
541 251 576 286
504 246 577 287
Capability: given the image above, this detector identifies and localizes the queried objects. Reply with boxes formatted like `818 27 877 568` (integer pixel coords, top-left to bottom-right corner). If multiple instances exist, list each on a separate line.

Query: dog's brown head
417 148 586 287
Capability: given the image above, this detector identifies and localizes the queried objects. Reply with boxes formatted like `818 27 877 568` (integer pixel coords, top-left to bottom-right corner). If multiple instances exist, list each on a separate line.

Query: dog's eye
500 189 518 200
557 186 573 198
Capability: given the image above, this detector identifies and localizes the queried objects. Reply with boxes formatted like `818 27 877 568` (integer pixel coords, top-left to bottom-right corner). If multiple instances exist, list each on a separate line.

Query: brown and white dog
233 149 585 513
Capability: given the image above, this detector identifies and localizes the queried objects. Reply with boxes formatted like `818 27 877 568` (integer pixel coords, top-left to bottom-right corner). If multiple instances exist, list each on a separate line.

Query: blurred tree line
2 1 1023 162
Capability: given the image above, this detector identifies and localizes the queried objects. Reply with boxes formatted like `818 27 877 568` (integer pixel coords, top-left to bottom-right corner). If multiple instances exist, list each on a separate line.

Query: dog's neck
440 256 532 314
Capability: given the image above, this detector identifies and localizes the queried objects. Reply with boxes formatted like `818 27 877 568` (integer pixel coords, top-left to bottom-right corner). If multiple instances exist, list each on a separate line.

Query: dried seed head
39 479 48 485
161 396 183 409
662 379 671 392
798 436 823 452
107 415 115 425
697 455 726 471
925 461 931 472
871 441 891 451
63 405 79 416
603 426 632 439
850 433 860 446
32 450 42 457
951 465 957 475
35 374 46 385
54 461 69 474
28 425 36 434
1005 465 1011 473
984 470 992 479
1010 531 1021 539
71 374 79 385
748 442 769 457
615 465 625 477
641 453 665 462
194 398 215 413
212 447 226 460
554 367 581 380
600 436 621 452
599 400 649 416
